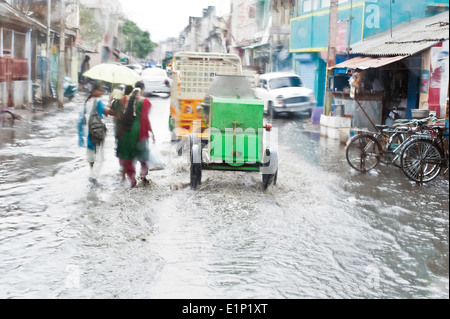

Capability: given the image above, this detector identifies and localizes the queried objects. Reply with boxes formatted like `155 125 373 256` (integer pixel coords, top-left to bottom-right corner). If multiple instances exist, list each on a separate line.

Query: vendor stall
328 55 409 130
332 91 383 131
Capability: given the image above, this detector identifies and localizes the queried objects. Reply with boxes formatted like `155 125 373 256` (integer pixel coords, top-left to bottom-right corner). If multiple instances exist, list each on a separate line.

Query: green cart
189 75 278 190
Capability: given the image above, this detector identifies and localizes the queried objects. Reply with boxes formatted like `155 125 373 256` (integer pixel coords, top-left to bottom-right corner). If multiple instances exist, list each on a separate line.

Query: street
0 93 448 298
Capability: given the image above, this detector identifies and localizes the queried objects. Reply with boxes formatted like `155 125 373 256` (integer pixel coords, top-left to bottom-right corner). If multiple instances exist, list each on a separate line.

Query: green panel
210 98 264 130
209 97 264 163
210 127 263 163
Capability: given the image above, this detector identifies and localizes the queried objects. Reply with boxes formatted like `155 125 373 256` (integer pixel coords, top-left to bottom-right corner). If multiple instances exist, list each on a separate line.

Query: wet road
0 93 448 298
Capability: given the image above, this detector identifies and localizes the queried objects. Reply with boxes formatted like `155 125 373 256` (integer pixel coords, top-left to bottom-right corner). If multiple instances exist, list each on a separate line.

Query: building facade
79 0 124 67
181 6 229 54
1 0 79 108
230 0 271 73
1 2 39 108
290 0 449 107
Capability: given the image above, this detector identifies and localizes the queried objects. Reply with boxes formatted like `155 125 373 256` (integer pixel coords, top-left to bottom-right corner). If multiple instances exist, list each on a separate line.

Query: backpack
86 99 107 145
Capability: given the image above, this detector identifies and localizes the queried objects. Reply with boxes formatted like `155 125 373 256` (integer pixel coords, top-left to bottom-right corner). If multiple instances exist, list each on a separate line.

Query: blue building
290 0 449 107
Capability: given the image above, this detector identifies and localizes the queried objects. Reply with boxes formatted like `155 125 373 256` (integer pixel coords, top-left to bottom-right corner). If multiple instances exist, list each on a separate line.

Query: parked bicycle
400 124 449 183
0 108 21 127
345 116 432 172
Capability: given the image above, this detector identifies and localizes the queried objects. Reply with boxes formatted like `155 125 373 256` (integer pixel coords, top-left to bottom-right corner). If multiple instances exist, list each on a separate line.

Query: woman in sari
117 81 155 187
109 85 133 155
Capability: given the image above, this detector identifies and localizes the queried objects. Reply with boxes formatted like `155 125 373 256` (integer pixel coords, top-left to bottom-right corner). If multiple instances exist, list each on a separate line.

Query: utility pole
45 0 52 106
389 0 393 38
347 0 353 60
57 0 65 108
323 0 339 116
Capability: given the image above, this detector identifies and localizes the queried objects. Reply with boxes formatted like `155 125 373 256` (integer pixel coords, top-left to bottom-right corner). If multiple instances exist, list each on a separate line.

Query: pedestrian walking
109 84 133 181
117 81 155 187
109 84 131 148
79 55 91 89
77 81 110 186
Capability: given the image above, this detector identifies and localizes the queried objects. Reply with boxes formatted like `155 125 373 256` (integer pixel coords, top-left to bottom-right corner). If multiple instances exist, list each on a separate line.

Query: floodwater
0 94 448 299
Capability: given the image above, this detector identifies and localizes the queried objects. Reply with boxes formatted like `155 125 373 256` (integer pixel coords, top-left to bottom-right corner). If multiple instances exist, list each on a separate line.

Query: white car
125 64 143 75
254 72 316 118
141 67 171 97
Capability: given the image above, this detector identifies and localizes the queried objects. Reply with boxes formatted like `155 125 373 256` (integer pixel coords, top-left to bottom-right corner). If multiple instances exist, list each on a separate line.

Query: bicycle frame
427 126 449 174
346 116 435 173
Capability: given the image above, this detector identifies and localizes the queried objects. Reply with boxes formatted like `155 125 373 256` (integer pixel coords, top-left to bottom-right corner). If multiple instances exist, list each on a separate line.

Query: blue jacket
78 99 105 150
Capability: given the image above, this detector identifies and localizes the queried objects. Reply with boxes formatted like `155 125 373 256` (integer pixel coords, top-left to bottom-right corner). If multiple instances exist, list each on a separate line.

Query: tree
121 20 157 59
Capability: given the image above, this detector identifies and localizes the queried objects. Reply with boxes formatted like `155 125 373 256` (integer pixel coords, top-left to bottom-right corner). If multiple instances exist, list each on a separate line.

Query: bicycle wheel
401 138 443 183
346 134 382 172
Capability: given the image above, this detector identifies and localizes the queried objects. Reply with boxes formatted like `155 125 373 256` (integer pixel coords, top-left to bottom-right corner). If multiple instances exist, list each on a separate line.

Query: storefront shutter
299 60 316 91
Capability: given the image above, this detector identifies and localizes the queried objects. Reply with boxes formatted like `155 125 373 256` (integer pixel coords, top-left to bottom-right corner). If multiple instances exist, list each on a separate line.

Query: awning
329 55 408 70
350 12 449 56
77 44 97 54
241 42 270 50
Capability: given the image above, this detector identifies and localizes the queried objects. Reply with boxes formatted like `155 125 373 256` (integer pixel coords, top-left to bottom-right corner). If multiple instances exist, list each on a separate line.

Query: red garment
139 98 151 141
121 159 149 187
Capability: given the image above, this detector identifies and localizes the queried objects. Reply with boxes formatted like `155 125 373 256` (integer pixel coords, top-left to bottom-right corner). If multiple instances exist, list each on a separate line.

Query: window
321 0 331 8
256 0 265 28
259 79 268 89
14 32 26 59
269 76 303 89
303 0 319 12
303 0 311 12
320 0 348 8
249 6 256 19
2 29 13 56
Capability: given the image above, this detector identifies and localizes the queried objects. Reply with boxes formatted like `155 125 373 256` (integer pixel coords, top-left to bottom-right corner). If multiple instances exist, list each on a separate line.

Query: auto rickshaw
169 52 242 139
188 75 278 190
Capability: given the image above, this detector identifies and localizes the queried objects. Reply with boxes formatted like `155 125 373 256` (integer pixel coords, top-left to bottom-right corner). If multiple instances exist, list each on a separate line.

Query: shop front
327 55 420 131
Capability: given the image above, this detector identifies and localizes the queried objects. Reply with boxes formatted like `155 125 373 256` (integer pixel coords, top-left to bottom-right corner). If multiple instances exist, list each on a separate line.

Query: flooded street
0 94 448 299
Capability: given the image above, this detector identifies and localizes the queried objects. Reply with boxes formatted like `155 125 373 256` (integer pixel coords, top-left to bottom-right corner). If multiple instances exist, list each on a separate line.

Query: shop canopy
328 55 408 70
329 12 449 71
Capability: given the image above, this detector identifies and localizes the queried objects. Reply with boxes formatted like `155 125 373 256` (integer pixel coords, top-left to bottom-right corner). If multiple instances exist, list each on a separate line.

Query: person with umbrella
82 63 141 87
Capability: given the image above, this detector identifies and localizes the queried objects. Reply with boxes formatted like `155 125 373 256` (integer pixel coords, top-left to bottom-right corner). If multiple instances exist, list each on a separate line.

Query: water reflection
0 101 448 299
0 128 15 148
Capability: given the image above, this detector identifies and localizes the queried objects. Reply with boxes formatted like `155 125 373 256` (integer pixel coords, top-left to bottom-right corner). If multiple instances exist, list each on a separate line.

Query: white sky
118 0 230 42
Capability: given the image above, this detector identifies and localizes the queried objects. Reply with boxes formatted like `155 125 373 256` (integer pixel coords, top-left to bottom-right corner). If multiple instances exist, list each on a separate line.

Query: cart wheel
190 134 202 189
262 149 278 191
